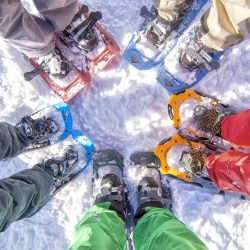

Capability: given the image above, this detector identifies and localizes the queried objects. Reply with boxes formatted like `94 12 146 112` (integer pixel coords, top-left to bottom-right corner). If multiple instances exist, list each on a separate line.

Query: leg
153 0 188 21
207 150 250 195
0 165 53 232
221 109 250 148
0 122 30 160
133 207 208 250
129 152 208 250
69 202 126 250
0 0 56 57
70 150 127 249
32 0 78 32
201 0 250 51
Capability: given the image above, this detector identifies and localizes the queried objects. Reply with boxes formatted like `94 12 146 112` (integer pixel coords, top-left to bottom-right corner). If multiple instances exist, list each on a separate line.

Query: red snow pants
206 109 250 195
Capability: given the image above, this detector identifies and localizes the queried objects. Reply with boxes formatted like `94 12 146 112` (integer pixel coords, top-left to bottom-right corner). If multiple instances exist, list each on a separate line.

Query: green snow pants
69 202 208 250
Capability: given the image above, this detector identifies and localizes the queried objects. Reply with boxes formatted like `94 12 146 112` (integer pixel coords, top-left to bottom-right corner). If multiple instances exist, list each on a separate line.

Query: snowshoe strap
99 185 124 202
138 186 169 204
71 5 89 23
21 116 58 143
41 147 79 181
178 131 207 176
185 41 220 70
76 11 102 42
24 59 49 81
140 6 156 22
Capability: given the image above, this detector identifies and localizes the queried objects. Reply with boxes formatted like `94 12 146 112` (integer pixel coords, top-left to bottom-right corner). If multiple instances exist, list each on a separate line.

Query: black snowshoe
92 149 126 219
130 152 172 212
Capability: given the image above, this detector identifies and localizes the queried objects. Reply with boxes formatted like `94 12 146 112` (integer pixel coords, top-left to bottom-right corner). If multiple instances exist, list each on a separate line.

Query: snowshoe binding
36 130 94 195
24 47 70 81
146 0 194 46
65 5 101 51
179 23 221 70
15 102 73 151
60 4 120 74
130 152 172 212
156 20 226 93
20 116 59 144
92 149 126 219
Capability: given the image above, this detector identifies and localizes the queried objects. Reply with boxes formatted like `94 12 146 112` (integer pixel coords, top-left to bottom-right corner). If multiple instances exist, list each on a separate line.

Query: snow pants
0 0 78 57
207 109 250 195
154 0 250 51
69 202 208 250
0 122 53 232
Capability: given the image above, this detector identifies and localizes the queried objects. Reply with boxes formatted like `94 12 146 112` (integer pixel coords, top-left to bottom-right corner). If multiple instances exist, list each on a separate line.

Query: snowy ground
0 0 250 249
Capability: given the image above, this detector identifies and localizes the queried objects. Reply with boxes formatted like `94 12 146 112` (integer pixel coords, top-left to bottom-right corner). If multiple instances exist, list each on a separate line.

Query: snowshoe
15 102 73 151
38 130 94 195
123 0 207 70
167 89 235 138
24 4 120 101
154 130 250 199
130 152 172 213
92 149 126 219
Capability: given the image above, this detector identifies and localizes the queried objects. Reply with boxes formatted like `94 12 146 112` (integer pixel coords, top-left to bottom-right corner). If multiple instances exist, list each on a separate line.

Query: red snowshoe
24 5 120 102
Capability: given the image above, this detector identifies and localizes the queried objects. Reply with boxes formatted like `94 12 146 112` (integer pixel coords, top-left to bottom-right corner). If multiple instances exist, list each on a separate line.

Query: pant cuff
134 201 164 224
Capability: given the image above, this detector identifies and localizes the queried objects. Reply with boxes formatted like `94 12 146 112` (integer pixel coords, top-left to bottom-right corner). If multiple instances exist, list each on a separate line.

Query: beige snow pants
154 0 250 51
0 0 78 57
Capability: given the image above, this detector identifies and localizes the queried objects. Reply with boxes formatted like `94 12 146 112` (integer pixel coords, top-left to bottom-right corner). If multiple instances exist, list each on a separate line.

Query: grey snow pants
0 123 54 232
0 0 78 57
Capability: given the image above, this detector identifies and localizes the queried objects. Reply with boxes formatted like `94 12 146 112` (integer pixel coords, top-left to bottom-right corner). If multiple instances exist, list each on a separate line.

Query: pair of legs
0 0 78 57
70 203 207 249
154 0 250 51
0 122 208 249
69 149 207 250
0 122 54 232
0 113 80 232
206 109 250 195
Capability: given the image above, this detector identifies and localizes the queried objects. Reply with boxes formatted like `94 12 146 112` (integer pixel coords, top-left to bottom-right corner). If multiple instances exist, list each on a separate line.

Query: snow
0 0 250 249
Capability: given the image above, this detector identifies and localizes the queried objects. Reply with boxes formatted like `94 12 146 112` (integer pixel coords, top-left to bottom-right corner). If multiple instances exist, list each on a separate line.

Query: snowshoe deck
52 130 94 195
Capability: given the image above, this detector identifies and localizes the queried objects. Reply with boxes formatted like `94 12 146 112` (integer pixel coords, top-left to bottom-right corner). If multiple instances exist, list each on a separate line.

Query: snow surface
0 0 250 249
